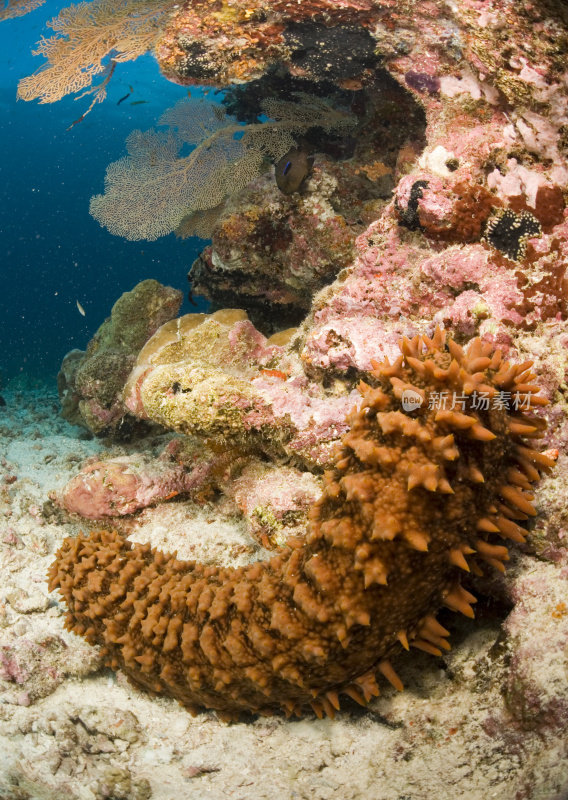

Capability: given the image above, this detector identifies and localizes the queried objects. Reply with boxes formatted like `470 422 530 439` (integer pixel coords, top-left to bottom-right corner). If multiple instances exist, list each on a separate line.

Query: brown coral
48 330 554 719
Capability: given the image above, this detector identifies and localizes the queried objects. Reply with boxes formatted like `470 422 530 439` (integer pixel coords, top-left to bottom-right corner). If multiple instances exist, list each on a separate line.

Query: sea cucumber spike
523 394 549 407
404 531 430 551
282 699 296 717
421 615 451 638
378 660 404 692
468 423 497 442
431 434 458 456
508 420 539 436
320 697 336 718
443 584 477 618
467 356 491 374
355 671 381 700
515 383 542 395
477 517 500 533
499 485 536 516
467 338 483 360
447 339 465 362
493 364 518 389
434 409 477 429
449 548 470 571
378 358 404 378
407 464 438 492
370 357 383 370
515 457 540 482
326 690 340 711
48 330 554 719
310 700 324 719
516 361 535 374
475 539 509 565
497 502 529 521
484 558 507 573
515 446 556 469
489 350 503 370
412 639 442 656
467 464 485 483
400 336 414 356
405 356 426 375
494 516 527 543
343 686 367 707
430 327 446 350
507 468 532 489
420 630 451 652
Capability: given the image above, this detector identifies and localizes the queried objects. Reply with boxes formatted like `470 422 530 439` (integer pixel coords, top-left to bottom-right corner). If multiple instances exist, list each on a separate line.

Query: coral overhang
48 329 554 719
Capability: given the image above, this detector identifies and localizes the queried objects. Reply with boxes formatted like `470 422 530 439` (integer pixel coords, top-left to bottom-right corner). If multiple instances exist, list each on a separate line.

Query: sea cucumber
48 329 554 720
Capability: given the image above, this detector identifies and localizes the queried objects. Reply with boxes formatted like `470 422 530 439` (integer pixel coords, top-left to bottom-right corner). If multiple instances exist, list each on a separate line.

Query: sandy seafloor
1 380 567 800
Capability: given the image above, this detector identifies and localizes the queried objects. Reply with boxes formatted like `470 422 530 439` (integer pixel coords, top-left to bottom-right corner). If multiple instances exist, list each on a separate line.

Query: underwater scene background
1 1 568 798
1 3 205 382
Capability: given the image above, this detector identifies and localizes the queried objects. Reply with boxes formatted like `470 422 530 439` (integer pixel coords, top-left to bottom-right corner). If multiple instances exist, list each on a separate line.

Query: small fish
76 300 86 317
117 92 131 105
130 100 148 106
275 146 315 194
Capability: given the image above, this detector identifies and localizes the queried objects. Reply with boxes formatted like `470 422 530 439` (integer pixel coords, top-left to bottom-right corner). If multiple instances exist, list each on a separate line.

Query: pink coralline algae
504 563 568 732
57 453 199 520
189 170 360 332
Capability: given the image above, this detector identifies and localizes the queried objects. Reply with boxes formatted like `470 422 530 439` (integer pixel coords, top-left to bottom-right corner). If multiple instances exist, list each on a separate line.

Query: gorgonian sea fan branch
0 0 45 22
48 329 555 720
89 94 356 241
17 0 177 104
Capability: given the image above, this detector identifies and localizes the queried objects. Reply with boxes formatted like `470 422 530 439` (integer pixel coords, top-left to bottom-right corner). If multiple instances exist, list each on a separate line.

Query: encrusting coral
48 329 555 720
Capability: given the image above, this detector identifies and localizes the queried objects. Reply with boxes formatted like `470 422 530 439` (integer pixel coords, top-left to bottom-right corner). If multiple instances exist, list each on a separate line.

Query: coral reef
186 72 425 328
48 330 554 719
149 0 568 342
90 93 357 241
155 1 382 89
9 0 568 795
56 451 196 520
123 308 358 468
58 279 182 436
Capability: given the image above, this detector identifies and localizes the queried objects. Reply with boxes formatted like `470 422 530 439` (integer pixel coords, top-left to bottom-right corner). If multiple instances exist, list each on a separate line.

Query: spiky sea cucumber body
48 330 553 719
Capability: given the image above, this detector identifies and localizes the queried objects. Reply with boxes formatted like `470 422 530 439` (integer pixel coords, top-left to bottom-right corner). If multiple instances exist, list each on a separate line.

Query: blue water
0 2 209 382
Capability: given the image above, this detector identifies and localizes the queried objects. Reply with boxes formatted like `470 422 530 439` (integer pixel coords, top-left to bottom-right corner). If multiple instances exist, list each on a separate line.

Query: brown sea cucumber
48 329 554 720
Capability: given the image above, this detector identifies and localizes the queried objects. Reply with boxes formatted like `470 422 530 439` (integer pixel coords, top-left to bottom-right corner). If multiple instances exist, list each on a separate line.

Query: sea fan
89 94 356 241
